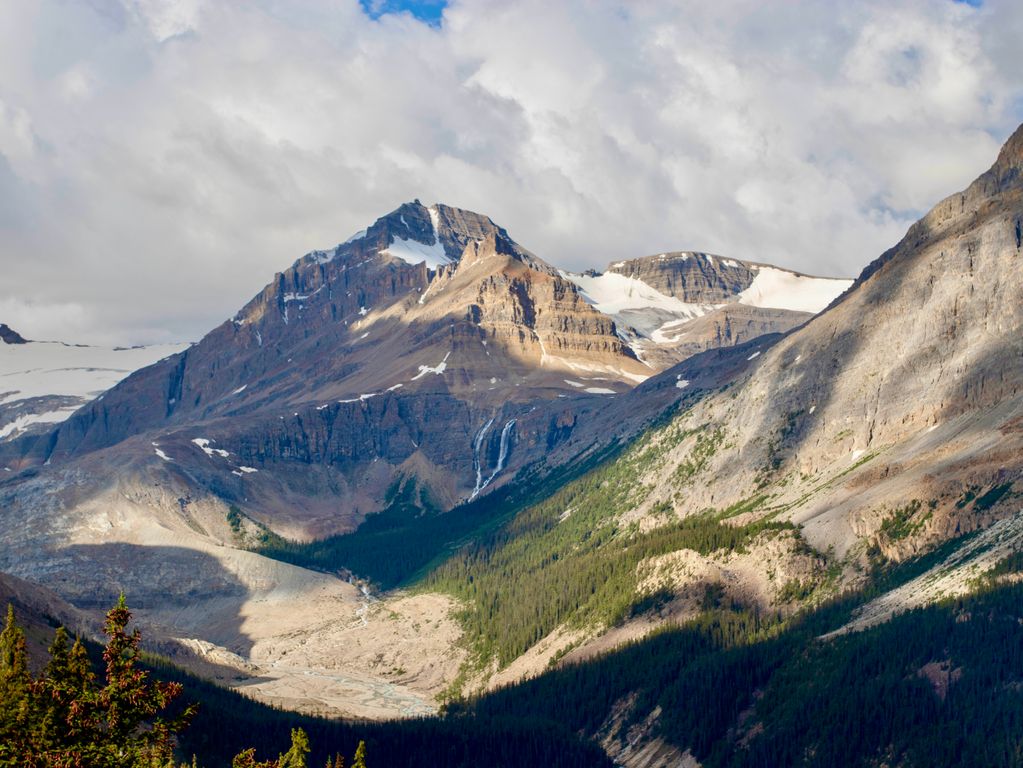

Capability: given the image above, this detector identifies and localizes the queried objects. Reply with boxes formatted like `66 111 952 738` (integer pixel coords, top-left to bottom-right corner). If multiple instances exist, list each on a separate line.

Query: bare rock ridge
607 251 764 303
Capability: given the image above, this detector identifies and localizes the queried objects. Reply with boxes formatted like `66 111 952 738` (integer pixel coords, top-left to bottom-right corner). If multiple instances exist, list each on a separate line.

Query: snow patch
564 379 585 388
339 393 377 404
584 387 616 395
0 407 80 439
651 317 700 344
738 267 852 314
675 379 690 390
381 209 452 272
154 448 172 462
411 351 450 380
747 351 761 361
192 438 229 458
563 270 712 319
231 384 247 395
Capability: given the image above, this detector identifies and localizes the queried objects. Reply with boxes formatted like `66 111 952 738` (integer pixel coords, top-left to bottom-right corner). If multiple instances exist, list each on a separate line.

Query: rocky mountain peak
343 200 528 272
993 122 1023 175
0 324 27 344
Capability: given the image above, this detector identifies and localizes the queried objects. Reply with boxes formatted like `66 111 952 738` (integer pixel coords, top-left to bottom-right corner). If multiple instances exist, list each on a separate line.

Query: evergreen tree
351 741 367 768
72 593 190 766
279 728 310 768
0 604 30 762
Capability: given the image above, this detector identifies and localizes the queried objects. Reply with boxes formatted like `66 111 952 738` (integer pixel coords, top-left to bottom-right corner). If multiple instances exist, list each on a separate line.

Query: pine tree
0 604 30 759
351 740 367 768
30 628 99 758
91 593 194 766
279 728 310 768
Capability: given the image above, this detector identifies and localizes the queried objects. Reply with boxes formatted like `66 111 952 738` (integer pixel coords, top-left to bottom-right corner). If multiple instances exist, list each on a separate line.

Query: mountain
0 199 844 721
563 253 850 369
0 201 842 535
415 123 1023 703
0 331 188 445
2 118 1023 765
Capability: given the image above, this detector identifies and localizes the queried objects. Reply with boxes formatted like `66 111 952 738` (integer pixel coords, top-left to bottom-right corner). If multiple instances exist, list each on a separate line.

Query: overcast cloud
1 0 1021 344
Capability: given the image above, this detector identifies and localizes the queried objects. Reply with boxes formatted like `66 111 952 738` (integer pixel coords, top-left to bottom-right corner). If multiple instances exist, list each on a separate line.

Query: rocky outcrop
608 251 759 302
0 324 27 344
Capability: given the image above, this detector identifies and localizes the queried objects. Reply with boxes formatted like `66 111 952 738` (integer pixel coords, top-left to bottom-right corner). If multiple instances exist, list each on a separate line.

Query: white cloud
0 0 1020 344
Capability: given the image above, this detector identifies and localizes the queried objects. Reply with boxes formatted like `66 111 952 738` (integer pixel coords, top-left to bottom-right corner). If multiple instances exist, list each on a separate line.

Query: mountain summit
1 200 847 535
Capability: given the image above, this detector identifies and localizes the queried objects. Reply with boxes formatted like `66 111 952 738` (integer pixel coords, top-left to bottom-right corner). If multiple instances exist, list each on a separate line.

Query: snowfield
0 340 188 405
738 267 852 314
563 270 712 319
0 339 189 440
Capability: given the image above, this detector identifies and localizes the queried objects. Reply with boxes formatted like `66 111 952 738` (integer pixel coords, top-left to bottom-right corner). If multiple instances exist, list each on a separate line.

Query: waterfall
470 419 494 498
470 419 516 500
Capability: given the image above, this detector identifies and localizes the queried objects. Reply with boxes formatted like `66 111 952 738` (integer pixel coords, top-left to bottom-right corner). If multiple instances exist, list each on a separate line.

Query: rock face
608 251 761 302
0 324 27 344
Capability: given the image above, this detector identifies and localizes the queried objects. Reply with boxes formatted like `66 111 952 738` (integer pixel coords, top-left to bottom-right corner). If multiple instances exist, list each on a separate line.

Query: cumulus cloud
0 0 1020 344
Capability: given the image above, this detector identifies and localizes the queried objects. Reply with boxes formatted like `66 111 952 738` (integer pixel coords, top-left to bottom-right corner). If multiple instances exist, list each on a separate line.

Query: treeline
463 566 1023 767
256 441 628 590
163 651 611 768
425 423 796 668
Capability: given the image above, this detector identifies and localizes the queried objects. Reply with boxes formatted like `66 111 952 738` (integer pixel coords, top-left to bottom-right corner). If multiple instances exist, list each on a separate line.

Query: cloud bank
1 0 1021 344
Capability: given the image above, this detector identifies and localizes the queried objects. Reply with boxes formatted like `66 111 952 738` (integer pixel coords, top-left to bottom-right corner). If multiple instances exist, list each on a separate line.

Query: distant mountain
563 253 849 369
0 334 188 444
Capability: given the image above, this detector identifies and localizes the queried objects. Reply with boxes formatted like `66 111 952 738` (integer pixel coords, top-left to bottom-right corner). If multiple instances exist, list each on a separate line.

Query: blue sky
360 0 448 25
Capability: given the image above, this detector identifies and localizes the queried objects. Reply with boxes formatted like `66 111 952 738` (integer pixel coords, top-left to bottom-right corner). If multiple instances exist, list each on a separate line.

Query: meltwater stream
469 418 516 500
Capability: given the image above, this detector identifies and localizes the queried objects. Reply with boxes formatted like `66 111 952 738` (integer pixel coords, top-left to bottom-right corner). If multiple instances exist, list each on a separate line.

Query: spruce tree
351 740 367 768
0 604 30 762
279 727 310 768
92 593 193 766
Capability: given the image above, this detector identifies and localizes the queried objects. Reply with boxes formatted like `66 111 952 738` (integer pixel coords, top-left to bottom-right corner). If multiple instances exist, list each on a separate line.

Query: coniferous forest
5 550 1023 766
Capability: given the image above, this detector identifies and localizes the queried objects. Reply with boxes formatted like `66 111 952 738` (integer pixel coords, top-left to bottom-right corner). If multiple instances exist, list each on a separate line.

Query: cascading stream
470 419 516 500
470 418 494 498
